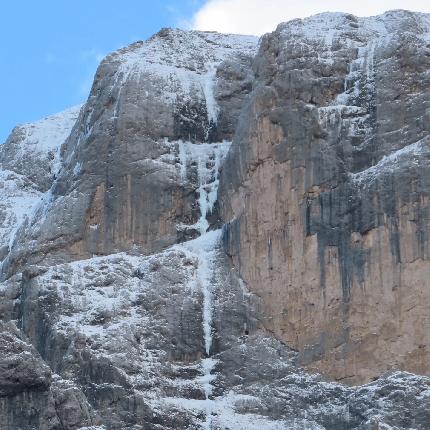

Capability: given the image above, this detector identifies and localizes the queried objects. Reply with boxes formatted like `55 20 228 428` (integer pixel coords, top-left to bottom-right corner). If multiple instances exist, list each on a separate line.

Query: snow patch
351 138 429 185
14 105 82 176
162 391 323 430
0 105 82 255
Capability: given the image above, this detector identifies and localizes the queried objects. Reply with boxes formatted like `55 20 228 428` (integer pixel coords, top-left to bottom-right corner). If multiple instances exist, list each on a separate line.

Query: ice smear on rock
175 230 222 354
170 138 231 428
177 141 231 235
202 63 220 126
174 230 222 428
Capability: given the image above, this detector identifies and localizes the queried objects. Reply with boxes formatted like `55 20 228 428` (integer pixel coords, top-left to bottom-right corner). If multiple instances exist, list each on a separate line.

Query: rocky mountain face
0 11 429 430
219 10 430 385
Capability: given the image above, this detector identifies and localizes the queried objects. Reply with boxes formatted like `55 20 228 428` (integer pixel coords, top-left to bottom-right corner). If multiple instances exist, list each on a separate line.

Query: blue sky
0 0 204 142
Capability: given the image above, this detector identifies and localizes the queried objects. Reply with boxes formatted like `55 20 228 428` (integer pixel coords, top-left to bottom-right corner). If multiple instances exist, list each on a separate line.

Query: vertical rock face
2 29 257 276
219 10 430 384
1 11 430 430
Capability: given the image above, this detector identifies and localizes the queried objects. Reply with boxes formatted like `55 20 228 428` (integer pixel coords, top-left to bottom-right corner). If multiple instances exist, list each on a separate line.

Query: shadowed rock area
0 10 429 430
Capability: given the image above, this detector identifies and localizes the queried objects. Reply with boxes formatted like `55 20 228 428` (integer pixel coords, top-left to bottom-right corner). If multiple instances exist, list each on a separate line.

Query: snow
0 170 42 249
279 10 430 48
303 11 430 191
351 137 429 185
78 427 106 430
12 104 82 175
4 15 429 428
163 391 324 430
18 105 81 151
31 229 235 429
115 29 257 81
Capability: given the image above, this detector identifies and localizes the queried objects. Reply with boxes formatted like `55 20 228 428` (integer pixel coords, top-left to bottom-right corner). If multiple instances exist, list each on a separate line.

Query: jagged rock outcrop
0 321 98 429
0 106 81 261
220 10 430 384
1 10 430 430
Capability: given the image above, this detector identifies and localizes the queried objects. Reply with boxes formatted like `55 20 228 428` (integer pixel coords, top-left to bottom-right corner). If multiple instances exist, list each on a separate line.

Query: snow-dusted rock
1 29 258 277
10 235 430 429
1 105 81 191
0 106 81 263
1 10 430 430
0 321 99 429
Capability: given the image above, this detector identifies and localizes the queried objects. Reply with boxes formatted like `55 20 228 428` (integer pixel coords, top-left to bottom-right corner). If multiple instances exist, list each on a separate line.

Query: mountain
1 11 429 430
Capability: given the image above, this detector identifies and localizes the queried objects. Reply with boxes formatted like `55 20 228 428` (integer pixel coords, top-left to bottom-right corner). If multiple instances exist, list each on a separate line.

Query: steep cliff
1 29 257 278
220 10 430 384
1 10 430 430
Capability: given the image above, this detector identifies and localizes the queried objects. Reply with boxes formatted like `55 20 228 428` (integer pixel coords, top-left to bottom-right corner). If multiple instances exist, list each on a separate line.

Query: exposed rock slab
219 10 430 384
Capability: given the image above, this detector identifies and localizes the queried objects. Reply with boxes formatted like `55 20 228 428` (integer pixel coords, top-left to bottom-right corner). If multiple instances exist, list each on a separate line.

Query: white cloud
191 0 430 35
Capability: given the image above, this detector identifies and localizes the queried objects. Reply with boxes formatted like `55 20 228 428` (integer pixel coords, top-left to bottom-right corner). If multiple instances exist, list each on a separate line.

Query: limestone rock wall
219 10 430 384
1 11 430 429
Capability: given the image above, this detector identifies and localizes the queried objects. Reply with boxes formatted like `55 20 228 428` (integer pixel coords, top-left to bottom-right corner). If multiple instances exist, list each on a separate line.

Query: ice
199 357 218 398
166 125 232 428
73 161 82 176
175 229 222 354
202 62 220 125
177 141 231 235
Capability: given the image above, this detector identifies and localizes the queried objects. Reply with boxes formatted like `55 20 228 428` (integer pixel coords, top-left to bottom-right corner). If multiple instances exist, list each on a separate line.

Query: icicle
174 140 231 428
178 140 188 181
202 63 220 126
